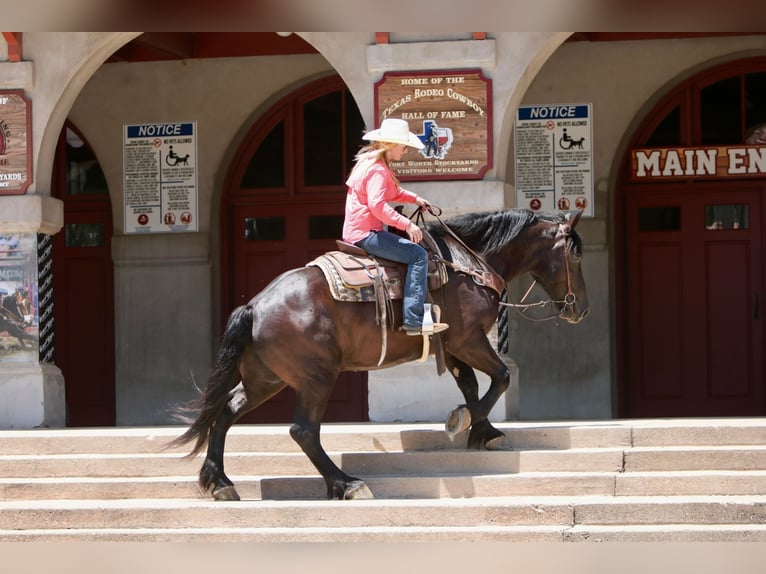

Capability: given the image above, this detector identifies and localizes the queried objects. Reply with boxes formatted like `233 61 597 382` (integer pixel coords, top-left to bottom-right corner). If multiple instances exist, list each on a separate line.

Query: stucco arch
25 32 140 195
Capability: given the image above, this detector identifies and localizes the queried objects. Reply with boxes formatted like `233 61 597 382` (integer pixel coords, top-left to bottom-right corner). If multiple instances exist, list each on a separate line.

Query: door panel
53 211 115 426
230 202 367 423
626 186 764 416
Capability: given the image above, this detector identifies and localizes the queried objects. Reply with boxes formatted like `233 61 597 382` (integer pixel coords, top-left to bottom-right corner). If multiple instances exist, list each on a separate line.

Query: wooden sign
630 145 766 180
0 89 32 195
373 69 492 181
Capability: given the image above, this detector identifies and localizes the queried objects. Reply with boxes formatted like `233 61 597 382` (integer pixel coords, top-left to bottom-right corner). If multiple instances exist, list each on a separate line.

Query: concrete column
0 194 64 428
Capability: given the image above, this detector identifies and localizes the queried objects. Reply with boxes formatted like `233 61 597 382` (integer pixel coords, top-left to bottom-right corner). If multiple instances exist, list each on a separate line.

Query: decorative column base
0 363 65 428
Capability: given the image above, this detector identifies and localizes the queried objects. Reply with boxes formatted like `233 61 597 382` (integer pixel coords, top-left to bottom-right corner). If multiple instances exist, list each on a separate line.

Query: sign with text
373 69 492 181
123 121 198 233
630 145 766 180
515 103 593 217
0 90 33 195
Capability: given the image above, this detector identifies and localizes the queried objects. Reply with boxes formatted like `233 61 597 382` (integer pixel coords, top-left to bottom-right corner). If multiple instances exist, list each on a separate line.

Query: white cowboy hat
363 118 425 149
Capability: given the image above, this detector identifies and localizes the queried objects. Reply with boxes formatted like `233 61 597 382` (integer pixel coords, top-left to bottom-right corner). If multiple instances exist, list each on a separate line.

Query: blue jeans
356 230 428 330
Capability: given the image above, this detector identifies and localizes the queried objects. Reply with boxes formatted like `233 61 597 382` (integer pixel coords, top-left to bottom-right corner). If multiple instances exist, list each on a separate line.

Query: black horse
170 208 589 500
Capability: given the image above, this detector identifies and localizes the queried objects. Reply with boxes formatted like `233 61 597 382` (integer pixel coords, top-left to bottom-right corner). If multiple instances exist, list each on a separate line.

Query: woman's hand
415 196 431 211
406 221 423 243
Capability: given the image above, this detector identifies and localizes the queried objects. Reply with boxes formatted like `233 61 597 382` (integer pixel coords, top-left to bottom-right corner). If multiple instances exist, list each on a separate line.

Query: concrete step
2 495 766 541
5 468 766 501
3 418 766 455
0 471 619 501
4 419 766 541
0 447 627 479
3 444 765 484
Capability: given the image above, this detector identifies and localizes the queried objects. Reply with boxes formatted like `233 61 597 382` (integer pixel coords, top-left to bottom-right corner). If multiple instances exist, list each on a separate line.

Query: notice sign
0 90 33 195
374 69 492 181
515 104 593 217
123 121 198 233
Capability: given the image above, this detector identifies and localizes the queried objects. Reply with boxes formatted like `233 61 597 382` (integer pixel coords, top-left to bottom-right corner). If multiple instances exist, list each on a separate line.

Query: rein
413 206 506 297
414 205 578 322
500 237 577 322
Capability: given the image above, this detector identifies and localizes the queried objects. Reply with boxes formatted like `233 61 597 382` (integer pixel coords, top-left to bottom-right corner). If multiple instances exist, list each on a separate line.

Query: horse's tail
166 304 254 458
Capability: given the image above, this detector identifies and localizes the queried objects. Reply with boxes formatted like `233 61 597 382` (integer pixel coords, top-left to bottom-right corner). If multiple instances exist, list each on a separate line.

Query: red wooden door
229 200 367 423
222 76 368 423
52 125 116 426
626 185 764 416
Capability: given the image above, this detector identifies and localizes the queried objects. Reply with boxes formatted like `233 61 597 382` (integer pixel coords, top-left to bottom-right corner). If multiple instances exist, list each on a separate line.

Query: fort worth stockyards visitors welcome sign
0 90 32 195
374 69 492 181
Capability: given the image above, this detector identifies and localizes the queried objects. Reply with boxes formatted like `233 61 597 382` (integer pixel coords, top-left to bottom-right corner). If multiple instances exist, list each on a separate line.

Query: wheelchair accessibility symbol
166 145 191 166
559 128 586 150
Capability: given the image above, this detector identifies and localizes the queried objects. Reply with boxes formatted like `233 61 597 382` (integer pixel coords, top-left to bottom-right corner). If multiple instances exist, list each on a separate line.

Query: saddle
307 239 448 304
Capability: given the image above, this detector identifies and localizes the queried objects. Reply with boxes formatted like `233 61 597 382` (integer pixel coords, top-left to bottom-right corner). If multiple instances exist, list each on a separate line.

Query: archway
221 75 369 423
617 56 766 417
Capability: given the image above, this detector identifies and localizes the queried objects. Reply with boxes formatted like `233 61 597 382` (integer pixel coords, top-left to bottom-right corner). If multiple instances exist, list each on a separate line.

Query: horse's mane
427 208 583 257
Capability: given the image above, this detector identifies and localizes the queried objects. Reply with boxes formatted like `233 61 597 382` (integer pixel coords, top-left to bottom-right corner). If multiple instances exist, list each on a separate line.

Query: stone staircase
1 419 766 541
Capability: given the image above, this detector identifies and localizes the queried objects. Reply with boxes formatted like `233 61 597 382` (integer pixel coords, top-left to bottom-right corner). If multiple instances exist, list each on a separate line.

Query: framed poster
123 121 198 233
515 103 594 217
0 233 38 363
373 69 492 181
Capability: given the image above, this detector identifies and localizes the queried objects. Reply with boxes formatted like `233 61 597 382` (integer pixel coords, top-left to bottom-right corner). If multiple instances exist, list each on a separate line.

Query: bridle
500 222 579 322
414 206 579 322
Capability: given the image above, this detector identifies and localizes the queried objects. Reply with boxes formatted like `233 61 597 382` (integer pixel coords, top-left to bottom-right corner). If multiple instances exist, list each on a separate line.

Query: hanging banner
123 121 198 233
515 103 594 217
373 69 492 181
0 89 33 195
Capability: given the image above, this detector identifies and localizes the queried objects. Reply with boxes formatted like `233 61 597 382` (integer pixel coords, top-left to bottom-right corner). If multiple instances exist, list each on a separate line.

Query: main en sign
630 145 766 180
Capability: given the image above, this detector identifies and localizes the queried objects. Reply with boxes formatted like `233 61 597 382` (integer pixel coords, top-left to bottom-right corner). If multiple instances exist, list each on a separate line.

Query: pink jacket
343 160 417 244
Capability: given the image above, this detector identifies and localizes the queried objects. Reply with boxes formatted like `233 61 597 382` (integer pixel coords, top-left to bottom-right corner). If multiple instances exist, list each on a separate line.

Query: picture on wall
0 233 38 362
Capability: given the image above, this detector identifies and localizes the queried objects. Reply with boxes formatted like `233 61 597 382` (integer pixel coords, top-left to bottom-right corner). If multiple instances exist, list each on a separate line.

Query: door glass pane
700 76 741 144
645 105 681 146
745 72 766 143
638 206 681 231
66 128 108 196
240 121 285 189
309 215 343 239
304 91 343 186
244 217 285 241
344 89 367 171
65 223 104 247
705 204 749 230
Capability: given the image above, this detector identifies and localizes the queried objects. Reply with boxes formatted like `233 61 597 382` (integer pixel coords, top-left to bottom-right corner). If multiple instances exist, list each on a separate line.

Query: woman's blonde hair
348 141 400 185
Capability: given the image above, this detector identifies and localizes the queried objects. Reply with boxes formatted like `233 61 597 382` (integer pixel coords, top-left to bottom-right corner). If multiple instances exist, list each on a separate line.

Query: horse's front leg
290 383 374 500
444 349 510 450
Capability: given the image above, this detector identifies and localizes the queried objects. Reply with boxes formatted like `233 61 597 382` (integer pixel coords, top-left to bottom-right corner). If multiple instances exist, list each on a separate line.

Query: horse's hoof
445 407 471 437
212 485 241 501
485 435 510 450
345 481 374 500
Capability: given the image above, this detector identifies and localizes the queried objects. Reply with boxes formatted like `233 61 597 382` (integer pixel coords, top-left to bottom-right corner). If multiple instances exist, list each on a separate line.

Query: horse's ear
567 209 583 228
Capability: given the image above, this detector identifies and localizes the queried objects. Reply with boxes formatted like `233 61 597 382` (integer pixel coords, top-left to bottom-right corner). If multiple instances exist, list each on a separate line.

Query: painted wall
4 32 766 428
510 34 766 420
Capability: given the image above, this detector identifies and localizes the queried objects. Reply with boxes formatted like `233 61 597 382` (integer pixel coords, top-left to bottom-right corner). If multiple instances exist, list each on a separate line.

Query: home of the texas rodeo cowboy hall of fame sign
0 89 32 195
373 69 492 181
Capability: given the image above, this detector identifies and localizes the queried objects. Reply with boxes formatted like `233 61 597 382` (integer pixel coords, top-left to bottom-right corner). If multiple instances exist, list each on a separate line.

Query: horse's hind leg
199 382 248 500
289 388 373 500
444 353 509 450
200 378 286 500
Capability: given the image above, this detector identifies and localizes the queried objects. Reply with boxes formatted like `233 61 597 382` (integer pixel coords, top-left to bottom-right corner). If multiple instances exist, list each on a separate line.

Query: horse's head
530 210 590 324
